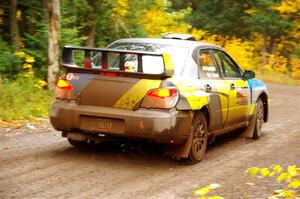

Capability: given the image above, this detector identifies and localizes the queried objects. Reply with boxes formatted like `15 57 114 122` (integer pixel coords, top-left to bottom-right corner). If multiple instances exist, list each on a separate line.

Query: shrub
0 76 53 120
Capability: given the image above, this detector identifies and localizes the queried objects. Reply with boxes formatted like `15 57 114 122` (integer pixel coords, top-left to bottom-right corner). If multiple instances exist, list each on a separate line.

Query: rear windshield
90 51 165 74
107 42 189 74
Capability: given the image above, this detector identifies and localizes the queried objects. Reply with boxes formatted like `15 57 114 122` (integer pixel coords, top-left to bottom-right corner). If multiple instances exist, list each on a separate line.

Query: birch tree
46 0 60 89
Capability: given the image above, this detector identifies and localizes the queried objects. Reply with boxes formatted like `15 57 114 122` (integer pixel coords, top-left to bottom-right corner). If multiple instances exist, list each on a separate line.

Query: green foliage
0 39 22 78
0 77 53 120
244 0 293 38
181 0 252 38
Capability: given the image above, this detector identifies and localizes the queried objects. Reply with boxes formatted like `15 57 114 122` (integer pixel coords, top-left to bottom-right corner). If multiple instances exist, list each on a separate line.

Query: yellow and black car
50 34 269 163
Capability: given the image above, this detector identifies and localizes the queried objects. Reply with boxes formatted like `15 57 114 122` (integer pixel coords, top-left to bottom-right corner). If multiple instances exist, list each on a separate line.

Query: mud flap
241 104 257 138
164 126 193 160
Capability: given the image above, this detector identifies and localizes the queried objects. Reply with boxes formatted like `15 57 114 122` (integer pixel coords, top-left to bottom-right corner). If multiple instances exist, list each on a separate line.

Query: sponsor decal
66 73 80 80
236 87 249 105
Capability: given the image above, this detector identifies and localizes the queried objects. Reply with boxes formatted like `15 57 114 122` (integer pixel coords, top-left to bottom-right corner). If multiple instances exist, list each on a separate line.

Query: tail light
140 87 179 109
55 78 75 100
56 78 72 90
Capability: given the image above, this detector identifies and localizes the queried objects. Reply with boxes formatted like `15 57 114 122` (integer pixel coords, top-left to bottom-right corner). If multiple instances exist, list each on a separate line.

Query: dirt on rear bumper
50 100 191 144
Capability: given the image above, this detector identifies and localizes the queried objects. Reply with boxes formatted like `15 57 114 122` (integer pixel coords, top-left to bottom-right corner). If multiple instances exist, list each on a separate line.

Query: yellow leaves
247 165 300 198
291 57 300 79
15 51 26 58
34 80 47 89
0 120 23 129
194 186 211 196
288 179 300 189
246 167 260 176
190 29 207 40
277 172 291 182
15 51 35 63
14 51 36 78
273 165 283 173
112 0 129 19
260 168 270 177
275 166 299 183
16 10 22 20
207 196 224 199
273 0 300 15
287 165 298 177
22 63 32 69
24 69 34 77
244 9 256 14
223 38 257 70
25 55 35 63
247 165 299 179
269 172 276 177
263 53 288 73
142 6 191 37
194 183 222 198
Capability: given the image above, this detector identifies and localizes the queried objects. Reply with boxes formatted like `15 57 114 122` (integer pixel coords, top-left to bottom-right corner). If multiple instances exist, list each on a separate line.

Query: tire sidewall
188 112 208 163
253 98 264 139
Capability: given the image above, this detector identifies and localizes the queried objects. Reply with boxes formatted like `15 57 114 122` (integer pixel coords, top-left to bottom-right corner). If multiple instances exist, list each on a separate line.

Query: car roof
110 38 222 50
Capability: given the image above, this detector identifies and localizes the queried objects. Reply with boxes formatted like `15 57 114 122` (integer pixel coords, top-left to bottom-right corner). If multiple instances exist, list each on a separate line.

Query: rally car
50 34 269 163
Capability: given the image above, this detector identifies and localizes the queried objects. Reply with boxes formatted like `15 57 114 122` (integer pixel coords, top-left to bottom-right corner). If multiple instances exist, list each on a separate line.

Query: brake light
100 72 117 77
140 87 179 109
147 88 177 98
56 78 72 90
55 78 74 100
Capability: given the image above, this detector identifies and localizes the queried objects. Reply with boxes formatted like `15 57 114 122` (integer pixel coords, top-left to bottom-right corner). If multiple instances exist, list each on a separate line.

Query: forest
0 0 299 120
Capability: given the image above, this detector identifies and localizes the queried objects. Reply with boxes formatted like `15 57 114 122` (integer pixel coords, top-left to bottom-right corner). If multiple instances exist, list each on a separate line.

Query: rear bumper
50 100 191 144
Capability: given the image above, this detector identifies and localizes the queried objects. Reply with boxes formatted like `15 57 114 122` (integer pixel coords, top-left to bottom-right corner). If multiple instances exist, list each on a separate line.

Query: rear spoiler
61 46 174 79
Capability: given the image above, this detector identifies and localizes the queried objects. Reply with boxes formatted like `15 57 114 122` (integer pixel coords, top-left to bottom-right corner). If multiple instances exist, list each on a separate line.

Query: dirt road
0 84 299 199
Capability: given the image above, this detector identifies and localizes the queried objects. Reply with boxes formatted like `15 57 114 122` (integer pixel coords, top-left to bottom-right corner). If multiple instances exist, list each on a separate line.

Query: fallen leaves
0 118 53 138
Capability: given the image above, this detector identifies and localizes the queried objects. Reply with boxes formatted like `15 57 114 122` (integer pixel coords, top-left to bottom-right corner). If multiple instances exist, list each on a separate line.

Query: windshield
108 42 189 74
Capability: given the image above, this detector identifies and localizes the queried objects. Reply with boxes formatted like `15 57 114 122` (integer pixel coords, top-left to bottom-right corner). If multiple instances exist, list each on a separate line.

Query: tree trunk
9 0 20 51
269 36 276 54
46 0 61 89
84 0 96 47
85 13 96 47
262 29 268 66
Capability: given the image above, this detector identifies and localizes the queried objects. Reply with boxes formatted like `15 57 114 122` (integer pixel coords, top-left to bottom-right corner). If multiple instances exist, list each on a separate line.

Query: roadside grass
0 77 53 121
255 71 300 86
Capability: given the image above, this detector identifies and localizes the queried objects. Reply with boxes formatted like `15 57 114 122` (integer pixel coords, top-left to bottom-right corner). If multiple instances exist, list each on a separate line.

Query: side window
198 49 220 78
213 50 241 78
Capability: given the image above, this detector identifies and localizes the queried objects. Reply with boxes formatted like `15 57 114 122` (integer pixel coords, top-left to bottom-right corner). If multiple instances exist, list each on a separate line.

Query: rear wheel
253 98 264 139
185 112 208 163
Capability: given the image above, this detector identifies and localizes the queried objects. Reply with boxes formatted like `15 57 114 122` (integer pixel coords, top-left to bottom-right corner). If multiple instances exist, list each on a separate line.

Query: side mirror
243 70 255 80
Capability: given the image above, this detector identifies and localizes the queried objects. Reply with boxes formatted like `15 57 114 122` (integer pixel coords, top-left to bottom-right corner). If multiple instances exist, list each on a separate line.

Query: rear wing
61 46 174 79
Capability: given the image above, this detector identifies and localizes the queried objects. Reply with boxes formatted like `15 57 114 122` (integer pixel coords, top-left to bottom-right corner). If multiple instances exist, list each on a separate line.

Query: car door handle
230 83 235 90
204 84 212 92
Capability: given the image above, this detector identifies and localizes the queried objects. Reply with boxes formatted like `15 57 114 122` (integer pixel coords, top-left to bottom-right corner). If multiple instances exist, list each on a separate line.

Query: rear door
212 49 250 126
197 49 229 130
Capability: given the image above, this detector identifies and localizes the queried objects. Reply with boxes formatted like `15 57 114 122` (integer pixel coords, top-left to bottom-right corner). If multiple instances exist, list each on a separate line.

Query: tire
68 138 87 147
185 112 208 163
253 98 264 139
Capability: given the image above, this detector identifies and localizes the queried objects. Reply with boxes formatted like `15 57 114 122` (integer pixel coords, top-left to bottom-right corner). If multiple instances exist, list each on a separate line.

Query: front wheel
185 112 208 163
253 98 264 139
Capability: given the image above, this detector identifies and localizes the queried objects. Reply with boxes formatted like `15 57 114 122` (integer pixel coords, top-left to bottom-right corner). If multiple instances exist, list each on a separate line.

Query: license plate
96 118 113 131
80 116 124 134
